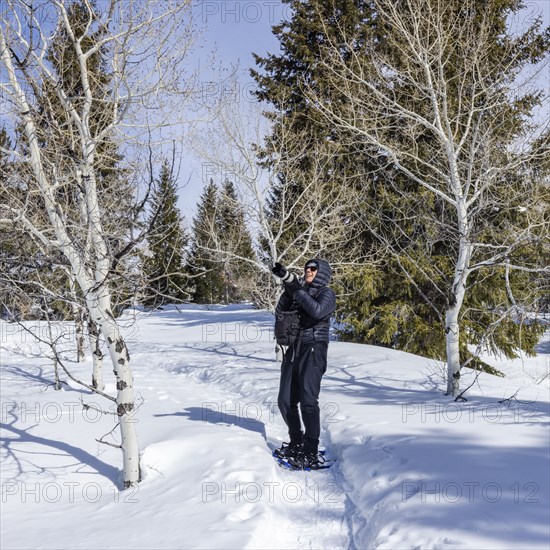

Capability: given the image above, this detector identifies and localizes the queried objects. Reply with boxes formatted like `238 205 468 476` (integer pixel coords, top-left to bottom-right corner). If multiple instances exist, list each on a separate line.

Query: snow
1 304 549 550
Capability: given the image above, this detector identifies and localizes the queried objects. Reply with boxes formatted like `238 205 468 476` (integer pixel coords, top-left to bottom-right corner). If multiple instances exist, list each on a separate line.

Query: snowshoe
272 441 303 460
277 450 334 471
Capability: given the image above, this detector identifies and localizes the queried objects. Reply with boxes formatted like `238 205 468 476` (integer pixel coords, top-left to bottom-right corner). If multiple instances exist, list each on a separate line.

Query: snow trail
155 362 352 550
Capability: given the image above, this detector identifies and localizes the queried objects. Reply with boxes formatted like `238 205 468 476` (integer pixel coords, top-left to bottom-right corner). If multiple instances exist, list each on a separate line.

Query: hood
306 258 332 289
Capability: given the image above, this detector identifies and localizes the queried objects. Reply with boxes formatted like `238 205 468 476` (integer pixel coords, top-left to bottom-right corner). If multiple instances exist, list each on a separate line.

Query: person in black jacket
271 258 336 469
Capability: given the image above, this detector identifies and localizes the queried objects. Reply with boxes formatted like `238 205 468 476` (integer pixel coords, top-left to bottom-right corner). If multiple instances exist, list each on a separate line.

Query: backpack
274 310 301 346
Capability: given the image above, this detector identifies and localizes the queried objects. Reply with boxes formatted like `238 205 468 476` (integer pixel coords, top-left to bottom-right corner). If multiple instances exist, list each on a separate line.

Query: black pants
277 341 328 455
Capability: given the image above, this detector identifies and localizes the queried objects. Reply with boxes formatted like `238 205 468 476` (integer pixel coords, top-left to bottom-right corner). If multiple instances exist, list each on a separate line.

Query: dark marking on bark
117 402 134 416
107 336 114 345
453 371 461 379
116 380 128 390
115 338 125 354
92 376 97 389
88 321 99 337
113 370 118 377
106 309 115 320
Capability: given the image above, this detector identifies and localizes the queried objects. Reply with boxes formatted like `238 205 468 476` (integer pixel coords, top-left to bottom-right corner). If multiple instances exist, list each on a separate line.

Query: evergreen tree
251 0 371 265
0 127 21 317
0 127 71 320
218 180 257 302
0 127 11 179
143 159 189 308
188 179 257 304
188 180 225 303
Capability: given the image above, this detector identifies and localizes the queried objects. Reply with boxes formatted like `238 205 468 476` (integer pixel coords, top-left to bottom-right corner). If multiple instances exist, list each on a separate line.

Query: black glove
272 262 288 279
284 273 303 293
272 262 303 293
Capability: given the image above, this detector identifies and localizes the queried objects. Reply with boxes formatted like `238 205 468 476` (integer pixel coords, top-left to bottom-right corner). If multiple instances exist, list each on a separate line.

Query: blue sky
175 1 285 223
193 0 285 66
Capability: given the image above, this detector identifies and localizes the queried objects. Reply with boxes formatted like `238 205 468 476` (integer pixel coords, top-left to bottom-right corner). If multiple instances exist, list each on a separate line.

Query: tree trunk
445 301 462 396
445 200 471 396
88 317 105 391
44 301 62 391
68 276 86 362
87 289 140 487
76 312 86 363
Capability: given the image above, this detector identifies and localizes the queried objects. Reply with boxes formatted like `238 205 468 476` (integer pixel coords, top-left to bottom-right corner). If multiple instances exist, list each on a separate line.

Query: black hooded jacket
275 259 336 344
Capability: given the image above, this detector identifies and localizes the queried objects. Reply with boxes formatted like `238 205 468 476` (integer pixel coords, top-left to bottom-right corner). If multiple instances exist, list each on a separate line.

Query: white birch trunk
44 304 62 391
445 299 463 396
88 317 105 391
445 198 472 396
79 158 139 486
76 311 86 363
68 277 86 362
86 289 140 487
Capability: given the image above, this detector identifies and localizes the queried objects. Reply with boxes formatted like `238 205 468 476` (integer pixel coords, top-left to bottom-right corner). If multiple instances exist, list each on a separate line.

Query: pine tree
143 159 189 308
0 127 10 179
0 127 72 320
188 180 225 304
218 180 256 303
0 127 22 317
251 0 371 265
188 179 257 304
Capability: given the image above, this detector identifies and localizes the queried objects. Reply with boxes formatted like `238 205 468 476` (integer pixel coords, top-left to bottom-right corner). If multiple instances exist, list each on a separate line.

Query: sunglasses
305 264 318 272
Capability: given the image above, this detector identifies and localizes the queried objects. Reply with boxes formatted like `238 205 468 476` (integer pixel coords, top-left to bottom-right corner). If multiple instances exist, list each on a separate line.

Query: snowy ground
1 304 548 550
